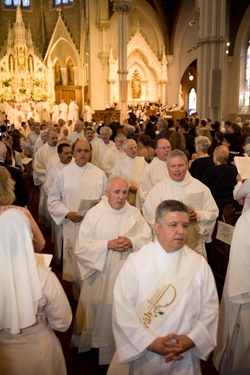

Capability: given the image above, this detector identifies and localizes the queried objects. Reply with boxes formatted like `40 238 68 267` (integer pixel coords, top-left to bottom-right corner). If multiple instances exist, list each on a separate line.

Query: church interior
0 1 250 374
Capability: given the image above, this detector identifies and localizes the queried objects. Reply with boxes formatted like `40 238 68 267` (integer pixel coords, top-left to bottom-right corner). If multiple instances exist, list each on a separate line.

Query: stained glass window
188 87 197 115
244 40 250 107
4 0 30 7
54 0 73 6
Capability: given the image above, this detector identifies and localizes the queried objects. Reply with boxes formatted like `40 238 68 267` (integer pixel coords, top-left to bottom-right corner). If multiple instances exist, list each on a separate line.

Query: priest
47 139 107 294
71 176 152 365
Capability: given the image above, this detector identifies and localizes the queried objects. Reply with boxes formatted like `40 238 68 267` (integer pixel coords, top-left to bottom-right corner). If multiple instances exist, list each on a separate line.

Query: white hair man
93 126 114 167
112 138 147 206
143 149 218 258
136 138 171 208
71 176 152 365
47 140 107 294
108 200 218 375
67 119 85 144
102 133 127 176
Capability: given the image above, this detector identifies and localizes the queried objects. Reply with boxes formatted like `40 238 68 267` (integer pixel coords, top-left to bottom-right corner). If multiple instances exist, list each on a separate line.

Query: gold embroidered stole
135 246 200 333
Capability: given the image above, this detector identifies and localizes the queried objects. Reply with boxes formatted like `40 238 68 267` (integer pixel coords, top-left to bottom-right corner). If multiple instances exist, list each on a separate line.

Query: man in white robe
136 138 171 208
108 200 218 375
33 130 58 224
71 176 152 364
68 98 79 122
143 149 219 258
213 209 250 375
67 119 85 144
41 98 50 122
58 99 68 122
83 127 102 162
82 101 92 122
93 126 114 167
43 143 73 263
112 139 147 206
47 140 107 290
102 133 127 176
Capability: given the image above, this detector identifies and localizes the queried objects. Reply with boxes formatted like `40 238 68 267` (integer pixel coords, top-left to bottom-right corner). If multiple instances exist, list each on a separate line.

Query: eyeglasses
75 148 90 153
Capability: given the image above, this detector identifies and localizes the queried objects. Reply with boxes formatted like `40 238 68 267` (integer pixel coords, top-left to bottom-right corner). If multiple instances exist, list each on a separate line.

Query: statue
18 47 25 71
131 71 141 99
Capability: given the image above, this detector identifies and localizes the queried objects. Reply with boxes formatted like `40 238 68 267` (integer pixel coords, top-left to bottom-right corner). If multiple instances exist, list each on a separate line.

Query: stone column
197 0 226 121
112 0 132 120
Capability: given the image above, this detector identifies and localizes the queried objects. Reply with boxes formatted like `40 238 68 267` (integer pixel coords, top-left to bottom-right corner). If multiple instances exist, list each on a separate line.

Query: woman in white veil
0 209 72 375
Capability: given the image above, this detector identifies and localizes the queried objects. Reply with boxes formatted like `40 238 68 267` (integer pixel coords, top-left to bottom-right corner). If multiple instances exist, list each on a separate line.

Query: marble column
112 0 132 120
197 0 227 121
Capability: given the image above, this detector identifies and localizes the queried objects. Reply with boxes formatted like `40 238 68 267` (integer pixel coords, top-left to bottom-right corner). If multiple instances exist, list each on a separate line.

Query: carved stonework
98 52 109 67
112 0 132 14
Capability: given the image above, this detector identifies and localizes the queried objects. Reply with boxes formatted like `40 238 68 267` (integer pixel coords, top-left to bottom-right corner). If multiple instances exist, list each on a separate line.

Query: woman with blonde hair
0 166 45 252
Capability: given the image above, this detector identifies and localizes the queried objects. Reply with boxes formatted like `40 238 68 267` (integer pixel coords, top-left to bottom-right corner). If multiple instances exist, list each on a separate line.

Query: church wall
168 0 197 108
87 0 110 111
0 1 81 57
223 4 250 120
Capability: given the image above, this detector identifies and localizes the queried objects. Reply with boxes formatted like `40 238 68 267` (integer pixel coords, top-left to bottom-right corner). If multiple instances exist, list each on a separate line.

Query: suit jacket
0 161 29 207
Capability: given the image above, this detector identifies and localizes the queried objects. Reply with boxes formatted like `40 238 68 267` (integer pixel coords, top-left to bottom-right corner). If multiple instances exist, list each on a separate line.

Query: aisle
25 172 218 375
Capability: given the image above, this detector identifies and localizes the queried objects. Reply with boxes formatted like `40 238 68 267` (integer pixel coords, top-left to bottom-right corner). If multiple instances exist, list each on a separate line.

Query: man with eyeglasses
48 139 107 296
136 138 171 209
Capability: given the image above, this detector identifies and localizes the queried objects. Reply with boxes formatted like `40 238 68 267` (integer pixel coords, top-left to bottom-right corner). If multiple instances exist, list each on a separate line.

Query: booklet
234 156 250 179
35 253 53 267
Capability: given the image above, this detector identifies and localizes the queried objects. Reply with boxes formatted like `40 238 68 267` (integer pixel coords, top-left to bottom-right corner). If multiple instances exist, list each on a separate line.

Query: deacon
47 140 107 292
143 149 218 258
71 176 152 365
109 200 218 375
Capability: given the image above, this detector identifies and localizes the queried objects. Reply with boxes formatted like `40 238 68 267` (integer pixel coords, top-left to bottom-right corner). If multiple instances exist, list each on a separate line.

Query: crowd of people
0 99 250 375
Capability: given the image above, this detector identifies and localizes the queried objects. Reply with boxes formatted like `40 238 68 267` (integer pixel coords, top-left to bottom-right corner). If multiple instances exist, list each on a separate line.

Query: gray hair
122 138 137 151
157 118 168 130
115 132 127 141
100 126 112 136
166 149 187 164
195 135 211 153
106 175 129 191
155 200 189 225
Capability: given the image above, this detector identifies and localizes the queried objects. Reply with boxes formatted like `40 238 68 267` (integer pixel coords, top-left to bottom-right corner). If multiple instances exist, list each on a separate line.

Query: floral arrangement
0 87 13 101
2 79 11 87
30 87 48 102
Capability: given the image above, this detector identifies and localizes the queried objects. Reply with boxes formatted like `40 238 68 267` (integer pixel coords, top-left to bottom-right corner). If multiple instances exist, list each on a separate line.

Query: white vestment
72 196 152 364
94 141 115 168
33 143 57 224
233 179 250 213
51 104 59 124
143 172 218 257
213 209 250 375
41 101 50 122
68 101 79 122
110 240 218 375
58 102 68 121
102 145 126 176
47 162 107 284
112 156 147 206
136 157 168 209
44 161 70 261
82 104 92 122
67 130 85 145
